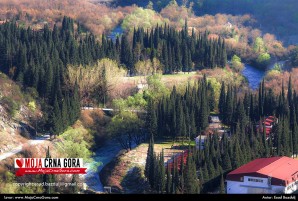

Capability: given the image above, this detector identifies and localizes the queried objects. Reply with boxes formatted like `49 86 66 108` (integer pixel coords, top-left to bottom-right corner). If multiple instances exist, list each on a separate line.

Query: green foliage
0 172 44 194
146 1 154 10
57 127 94 161
25 87 39 100
122 7 165 32
230 55 244 72
272 63 282 72
184 156 200 194
220 173 225 194
107 111 144 150
43 146 55 194
151 76 211 139
256 52 271 69
253 37 266 54
144 74 170 101
113 92 147 111
28 101 36 112
0 96 20 118
108 111 143 135
89 161 103 172
207 78 221 110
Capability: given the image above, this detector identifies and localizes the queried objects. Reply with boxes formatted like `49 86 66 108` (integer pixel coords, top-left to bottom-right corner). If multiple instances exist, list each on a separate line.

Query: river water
107 25 124 42
242 64 267 90
242 61 286 90
84 139 123 192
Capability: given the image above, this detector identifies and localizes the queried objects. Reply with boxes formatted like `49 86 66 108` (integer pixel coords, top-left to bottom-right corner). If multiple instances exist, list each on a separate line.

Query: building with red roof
256 116 278 138
226 156 298 194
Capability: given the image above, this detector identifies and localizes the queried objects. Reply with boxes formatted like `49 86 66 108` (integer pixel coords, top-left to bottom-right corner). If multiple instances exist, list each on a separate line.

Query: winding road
0 135 50 161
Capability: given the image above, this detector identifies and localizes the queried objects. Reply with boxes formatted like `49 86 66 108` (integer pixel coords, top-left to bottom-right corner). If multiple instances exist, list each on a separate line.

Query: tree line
127 21 227 74
146 75 214 141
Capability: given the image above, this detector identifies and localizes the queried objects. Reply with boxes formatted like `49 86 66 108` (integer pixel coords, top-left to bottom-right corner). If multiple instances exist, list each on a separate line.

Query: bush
231 55 244 72
272 63 282 72
255 53 271 69
25 87 39 100
0 96 20 118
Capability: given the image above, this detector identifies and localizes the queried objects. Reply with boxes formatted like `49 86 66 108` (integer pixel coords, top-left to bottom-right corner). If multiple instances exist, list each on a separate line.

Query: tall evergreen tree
43 146 55 194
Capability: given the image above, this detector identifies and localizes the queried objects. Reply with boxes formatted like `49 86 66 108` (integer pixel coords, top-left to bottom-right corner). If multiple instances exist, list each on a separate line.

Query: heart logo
16 159 24 168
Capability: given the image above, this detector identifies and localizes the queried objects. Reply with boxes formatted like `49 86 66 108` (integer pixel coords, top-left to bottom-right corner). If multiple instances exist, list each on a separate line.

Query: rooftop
227 157 298 182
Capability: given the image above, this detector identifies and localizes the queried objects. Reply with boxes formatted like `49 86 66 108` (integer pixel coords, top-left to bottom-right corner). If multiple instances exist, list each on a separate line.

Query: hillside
0 72 41 153
0 0 298 195
0 0 127 36
115 0 298 45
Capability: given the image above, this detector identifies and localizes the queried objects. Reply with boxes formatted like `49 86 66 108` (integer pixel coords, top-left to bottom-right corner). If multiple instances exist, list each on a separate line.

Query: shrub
256 53 271 69
231 55 244 72
0 96 20 118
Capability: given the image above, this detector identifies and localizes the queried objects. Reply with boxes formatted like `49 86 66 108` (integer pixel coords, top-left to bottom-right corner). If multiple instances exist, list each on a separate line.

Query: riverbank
84 138 124 192
241 60 287 90
99 142 187 194
99 143 150 194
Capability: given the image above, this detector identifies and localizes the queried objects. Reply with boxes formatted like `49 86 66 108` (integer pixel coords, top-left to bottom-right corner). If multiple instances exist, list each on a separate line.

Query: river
242 64 267 90
107 25 124 42
84 139 123 192
242 61 286 90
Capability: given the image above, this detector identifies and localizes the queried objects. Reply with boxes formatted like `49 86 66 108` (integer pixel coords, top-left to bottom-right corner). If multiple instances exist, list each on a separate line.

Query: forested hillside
116 0 298 45
0 16 228 135
0 18 82 135
0 0 126 35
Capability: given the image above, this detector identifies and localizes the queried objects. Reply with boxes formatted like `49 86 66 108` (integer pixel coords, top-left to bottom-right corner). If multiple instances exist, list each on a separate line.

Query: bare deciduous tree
67 58 127 106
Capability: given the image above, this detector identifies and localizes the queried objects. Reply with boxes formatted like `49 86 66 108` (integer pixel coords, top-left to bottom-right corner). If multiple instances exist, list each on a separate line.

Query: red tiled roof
227 157 298 185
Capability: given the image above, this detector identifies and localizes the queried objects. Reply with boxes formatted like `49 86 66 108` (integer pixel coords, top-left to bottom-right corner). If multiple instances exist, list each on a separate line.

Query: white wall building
195 135 207 150
226 156 298 194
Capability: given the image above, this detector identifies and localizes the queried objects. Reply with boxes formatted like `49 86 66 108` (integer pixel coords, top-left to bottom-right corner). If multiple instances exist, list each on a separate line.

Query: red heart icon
16 159 24 168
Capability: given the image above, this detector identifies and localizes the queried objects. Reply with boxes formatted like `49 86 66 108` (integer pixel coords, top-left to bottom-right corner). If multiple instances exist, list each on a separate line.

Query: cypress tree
184 155 200 194
166 164 172 194
231 138 242 169
147 99 158 138
145 135 155 183
52 96 62 134
220 172 225 194
43 146 55 194
219 82 226 119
